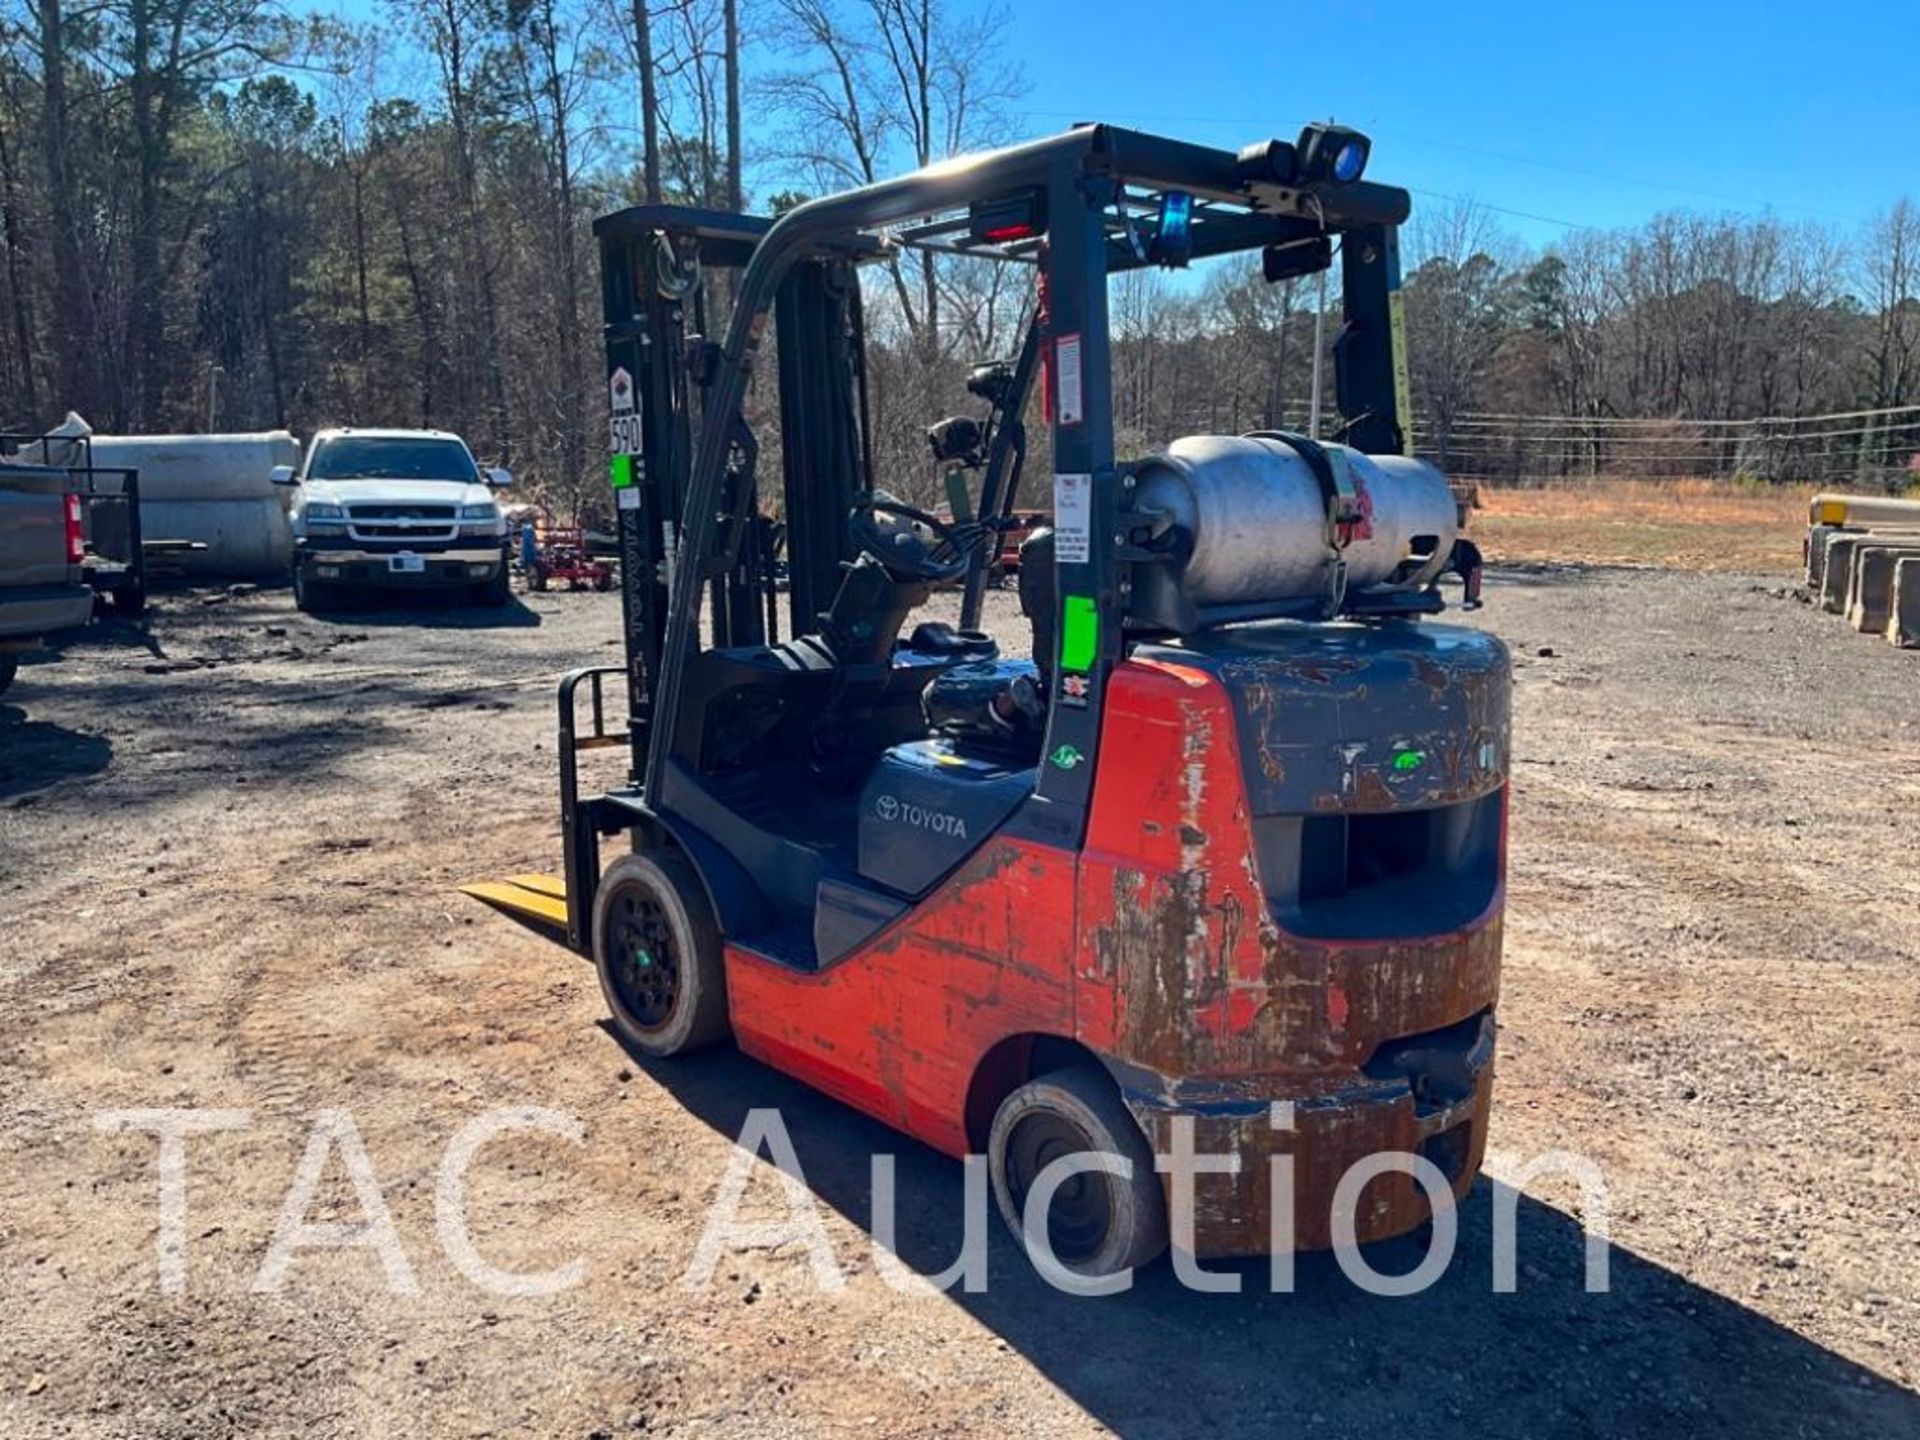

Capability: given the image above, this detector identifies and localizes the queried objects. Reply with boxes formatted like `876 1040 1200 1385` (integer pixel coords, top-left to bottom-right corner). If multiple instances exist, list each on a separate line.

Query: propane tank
1131 434 1458 606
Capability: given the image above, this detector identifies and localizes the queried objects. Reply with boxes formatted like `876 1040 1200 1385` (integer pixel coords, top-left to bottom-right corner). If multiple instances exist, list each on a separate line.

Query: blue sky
997 0 1918 246
306 0 1917 248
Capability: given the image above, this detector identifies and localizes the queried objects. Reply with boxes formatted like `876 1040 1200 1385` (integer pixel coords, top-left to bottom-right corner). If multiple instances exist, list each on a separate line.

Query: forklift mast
595 207 876 772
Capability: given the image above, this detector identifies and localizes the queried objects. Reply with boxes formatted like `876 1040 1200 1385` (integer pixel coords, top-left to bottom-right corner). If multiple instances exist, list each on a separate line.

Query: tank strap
1242 429 1360 617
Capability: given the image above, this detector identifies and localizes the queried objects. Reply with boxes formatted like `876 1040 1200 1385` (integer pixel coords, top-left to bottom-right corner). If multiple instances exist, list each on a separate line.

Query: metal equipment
1 431 147 614
524 515 615 592
469 122 1509 1275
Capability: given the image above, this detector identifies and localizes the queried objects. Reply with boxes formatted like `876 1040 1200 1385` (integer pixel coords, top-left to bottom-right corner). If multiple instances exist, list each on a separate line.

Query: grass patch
1469 477 1811 573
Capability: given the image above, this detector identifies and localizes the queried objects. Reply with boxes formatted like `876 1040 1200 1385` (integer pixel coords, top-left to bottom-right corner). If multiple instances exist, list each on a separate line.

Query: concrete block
1891 558 1920 649
1845 539 1920 630
1821 535 1863 613
1805 524 1840 589
1849 546 1903 631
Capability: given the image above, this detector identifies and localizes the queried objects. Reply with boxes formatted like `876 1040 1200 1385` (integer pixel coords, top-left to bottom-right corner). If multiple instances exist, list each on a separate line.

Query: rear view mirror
488 467 513 488
269 464 296 486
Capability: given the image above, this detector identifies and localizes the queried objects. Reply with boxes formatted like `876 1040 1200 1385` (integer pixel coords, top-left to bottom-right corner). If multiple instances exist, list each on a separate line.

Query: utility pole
632 0 661 203
724 0 742 214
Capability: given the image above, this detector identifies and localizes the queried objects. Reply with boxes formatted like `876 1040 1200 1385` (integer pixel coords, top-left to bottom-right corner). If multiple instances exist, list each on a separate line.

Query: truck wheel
529 565 549 592
473 564 512 607
113 583 148 618
0 656 16 696
988 1066 1169 1279
292 567 333 614
592 851 729 1058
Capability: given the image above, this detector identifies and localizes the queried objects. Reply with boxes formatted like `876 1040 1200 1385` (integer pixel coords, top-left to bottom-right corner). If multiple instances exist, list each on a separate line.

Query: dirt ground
2 562 1917 1440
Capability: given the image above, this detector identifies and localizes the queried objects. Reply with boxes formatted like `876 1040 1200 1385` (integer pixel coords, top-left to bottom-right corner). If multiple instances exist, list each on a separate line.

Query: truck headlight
301 502 347 536
458 502 503 537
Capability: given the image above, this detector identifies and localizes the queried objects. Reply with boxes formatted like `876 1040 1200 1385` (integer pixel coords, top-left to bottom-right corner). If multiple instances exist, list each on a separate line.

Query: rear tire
592 851 729 1058
988 1066 1169 1279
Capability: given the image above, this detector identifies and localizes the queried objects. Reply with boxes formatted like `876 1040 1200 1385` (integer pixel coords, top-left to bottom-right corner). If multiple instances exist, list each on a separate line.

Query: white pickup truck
273 428 513 612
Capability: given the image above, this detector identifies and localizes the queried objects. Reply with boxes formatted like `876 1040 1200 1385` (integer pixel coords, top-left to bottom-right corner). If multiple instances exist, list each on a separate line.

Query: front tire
472 564 512 606
592 851 729 1057
988 1066 1169 1279
292 565 334 614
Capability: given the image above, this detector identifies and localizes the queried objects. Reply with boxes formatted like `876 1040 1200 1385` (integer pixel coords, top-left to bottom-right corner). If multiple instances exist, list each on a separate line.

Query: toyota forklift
468 121 1510 1277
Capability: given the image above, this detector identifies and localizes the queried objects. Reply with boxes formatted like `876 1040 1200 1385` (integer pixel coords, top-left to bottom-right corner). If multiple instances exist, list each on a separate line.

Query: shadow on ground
309 592 543 629
1482 563 1616 591
0 702 113 801
634 1039 1913 1440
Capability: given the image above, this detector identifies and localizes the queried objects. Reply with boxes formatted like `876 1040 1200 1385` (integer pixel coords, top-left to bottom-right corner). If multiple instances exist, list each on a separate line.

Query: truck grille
345 503 459 546
347 503 456 521
350 522 458 541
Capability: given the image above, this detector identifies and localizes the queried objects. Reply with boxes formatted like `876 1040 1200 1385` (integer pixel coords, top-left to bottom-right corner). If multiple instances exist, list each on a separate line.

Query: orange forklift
469 121 1508 1276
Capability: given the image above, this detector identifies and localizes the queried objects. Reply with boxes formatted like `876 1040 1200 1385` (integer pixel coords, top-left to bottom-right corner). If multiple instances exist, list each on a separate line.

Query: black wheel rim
1005 1112 1112 1263
607 887 681 1030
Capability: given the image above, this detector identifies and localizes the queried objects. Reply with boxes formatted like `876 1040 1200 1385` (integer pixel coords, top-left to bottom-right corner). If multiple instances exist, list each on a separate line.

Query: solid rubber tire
988 1064 1170 1278
592 850 730 1057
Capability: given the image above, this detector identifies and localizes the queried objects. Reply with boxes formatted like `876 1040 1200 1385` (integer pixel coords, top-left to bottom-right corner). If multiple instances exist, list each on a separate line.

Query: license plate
389 554 425 574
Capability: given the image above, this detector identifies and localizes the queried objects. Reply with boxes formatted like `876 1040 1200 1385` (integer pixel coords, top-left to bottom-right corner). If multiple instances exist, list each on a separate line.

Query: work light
1296 124 1371 185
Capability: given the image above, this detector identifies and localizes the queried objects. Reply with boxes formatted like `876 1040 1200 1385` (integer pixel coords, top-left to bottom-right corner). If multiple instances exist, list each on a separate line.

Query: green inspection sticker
1392 748 1426 773
609 453 634 489
1060 593 1098 673
1049 744 1084 770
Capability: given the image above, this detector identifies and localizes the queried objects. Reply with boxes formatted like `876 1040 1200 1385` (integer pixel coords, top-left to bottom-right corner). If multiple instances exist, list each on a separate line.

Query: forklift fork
460 664 631 953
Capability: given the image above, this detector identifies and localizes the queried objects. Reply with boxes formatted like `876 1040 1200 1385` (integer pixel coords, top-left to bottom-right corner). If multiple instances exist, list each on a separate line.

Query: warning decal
1053 472 1091 564
1055 332 1083 426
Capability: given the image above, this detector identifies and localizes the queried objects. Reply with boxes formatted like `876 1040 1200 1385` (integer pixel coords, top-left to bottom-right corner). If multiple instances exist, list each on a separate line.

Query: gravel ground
0 566 1915 1439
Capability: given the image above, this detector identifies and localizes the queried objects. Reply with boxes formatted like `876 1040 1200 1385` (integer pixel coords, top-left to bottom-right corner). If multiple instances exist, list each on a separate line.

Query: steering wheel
848 496 979 583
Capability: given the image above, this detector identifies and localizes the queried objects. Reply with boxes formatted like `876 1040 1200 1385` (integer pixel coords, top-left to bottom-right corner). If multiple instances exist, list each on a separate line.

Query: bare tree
762 0 1022 353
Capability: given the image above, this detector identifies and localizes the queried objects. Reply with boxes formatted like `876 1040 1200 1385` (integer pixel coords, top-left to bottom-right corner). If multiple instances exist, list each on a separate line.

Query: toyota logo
875 794 899 821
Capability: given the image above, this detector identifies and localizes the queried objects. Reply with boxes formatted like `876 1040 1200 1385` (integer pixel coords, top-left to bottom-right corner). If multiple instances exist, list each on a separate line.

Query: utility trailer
470 122 1509 1275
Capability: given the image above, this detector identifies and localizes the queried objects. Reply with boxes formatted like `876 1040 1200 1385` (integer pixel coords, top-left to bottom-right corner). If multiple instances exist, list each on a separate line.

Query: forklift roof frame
603 122 1416 853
